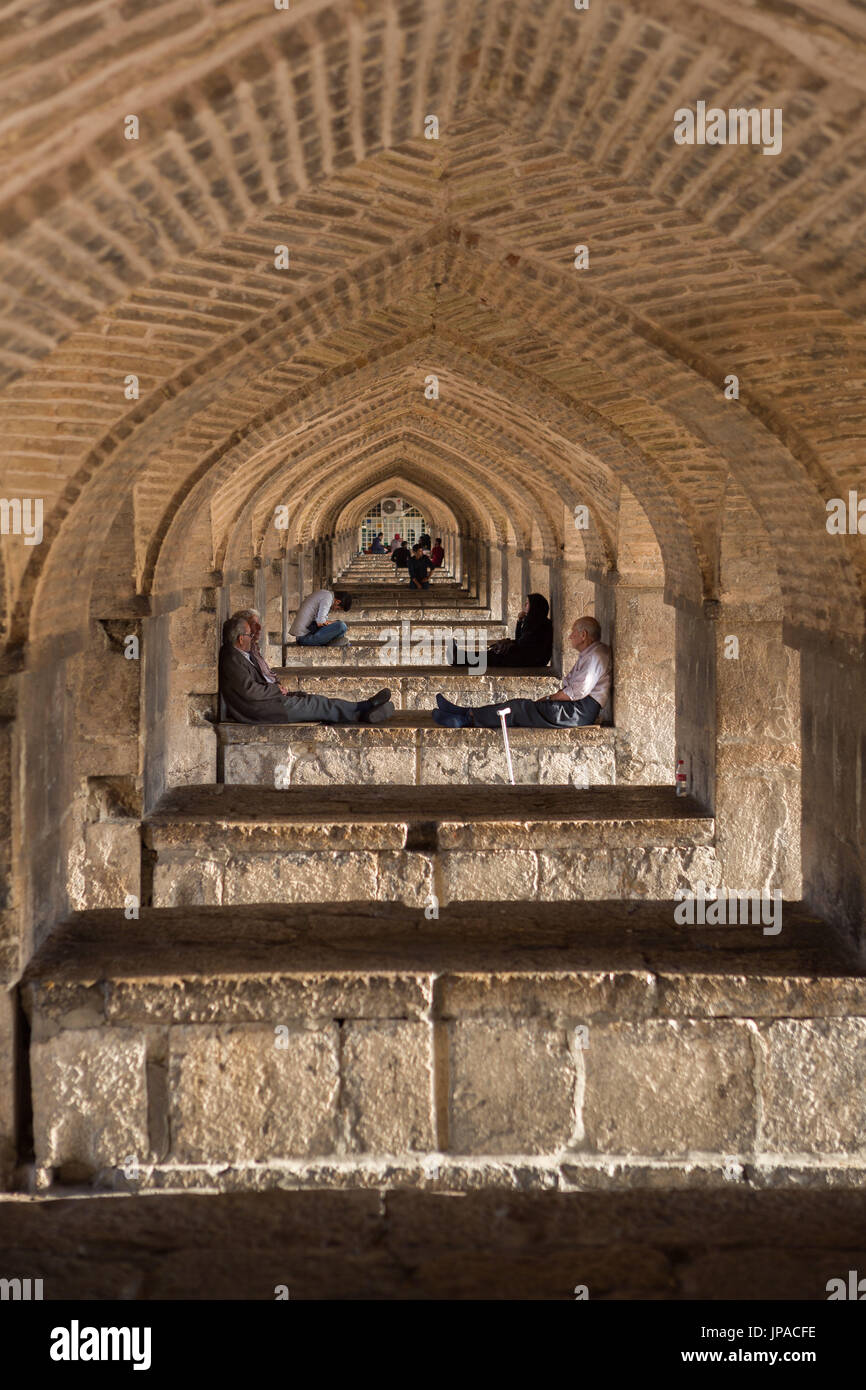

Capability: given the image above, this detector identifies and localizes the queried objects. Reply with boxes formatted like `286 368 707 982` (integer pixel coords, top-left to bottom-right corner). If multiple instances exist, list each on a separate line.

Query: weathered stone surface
31 1029 148 1173
153 856 224 907
376 851 434 907
440 850 538 903
108 974 434 1026
342 1021 435 1153
658 973 866 1019
77 822 140 911
217 719 615 787
536 845 721 899
170 1026 340 1161
759 1018 866 1154
582 1020 755 1156
222 853 378 906
439 971 656 1024
449 1019 576 1154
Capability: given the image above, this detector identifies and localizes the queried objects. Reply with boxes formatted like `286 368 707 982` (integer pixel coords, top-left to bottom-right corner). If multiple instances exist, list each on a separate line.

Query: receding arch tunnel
1 0 865 1301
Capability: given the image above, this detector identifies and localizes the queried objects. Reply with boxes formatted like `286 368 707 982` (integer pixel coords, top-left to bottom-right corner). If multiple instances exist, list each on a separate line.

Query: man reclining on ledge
219 616 395 724
431 616 610 727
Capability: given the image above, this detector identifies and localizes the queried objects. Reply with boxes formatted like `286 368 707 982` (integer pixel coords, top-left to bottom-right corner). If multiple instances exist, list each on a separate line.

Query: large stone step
214 708 611 786
282 607 498 627
273 618 509 668
338 572 460 587
4 1187 866 1298
296 617 507 638
21 900 866 1193
274 667 556 709
144 785 716 907
322 600 489 616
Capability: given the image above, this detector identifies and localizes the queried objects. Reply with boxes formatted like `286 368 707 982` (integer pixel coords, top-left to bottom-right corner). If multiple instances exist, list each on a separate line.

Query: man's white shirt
289 589 334 637
561 641 611 706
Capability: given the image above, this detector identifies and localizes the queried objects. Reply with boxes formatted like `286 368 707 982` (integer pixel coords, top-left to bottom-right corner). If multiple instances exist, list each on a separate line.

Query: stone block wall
24 966 866 1187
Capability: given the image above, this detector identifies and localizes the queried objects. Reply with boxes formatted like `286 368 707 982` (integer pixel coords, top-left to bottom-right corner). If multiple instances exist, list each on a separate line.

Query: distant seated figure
451 592 553 669
289 589 351 646
418 532 432 550
370 532 386 553
429 538 445 568
407 543 434 589
219 616 394 724
389 533 402 555
433 616 610 728
391 543 410 570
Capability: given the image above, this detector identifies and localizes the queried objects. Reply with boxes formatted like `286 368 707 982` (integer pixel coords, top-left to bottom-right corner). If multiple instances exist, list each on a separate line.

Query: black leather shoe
359 688 391 721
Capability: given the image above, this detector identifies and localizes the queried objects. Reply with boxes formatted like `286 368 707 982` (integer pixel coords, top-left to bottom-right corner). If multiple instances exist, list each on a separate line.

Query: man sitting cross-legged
219 616 395 724
432 615 610 728
289 588 352 647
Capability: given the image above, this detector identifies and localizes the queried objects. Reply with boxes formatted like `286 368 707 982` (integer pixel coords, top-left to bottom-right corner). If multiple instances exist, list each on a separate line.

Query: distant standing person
430 537 445 568
289 589 352 646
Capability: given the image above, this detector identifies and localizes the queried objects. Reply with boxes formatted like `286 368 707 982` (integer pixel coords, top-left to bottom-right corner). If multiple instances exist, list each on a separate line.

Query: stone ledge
215 709 606 738
4 1186 866 1299
47 1155 866 1196
215 712 613 786
23 904 862 1028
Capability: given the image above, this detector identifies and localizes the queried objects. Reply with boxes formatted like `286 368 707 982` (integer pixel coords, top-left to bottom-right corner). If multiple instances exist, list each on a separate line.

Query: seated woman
451 592 553 668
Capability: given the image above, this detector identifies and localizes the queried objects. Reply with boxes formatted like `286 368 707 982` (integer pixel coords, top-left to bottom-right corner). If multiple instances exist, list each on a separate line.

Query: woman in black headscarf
449 593 553 668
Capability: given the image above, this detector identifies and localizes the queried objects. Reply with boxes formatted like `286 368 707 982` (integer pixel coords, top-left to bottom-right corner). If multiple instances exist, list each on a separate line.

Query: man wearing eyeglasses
219 616 394 724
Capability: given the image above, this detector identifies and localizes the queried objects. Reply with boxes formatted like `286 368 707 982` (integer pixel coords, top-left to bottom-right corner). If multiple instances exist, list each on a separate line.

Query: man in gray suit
219 616 394 724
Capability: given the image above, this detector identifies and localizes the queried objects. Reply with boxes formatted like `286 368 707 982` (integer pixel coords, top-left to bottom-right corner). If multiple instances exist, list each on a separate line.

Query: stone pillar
674 603 716 811
0 986 15 1189
612 585 676 784
488 544 505 622
529 552 548 598
548 558 563 677
798 633 865 957
559 562 595 679
520 550 531 599
505 545 526 635
253 559 267 621
481 543 492 610
264 558 282 663
230 565 256 617
281 552 291 649
713 610 801 896
0 708 19 1187
592 578 616 726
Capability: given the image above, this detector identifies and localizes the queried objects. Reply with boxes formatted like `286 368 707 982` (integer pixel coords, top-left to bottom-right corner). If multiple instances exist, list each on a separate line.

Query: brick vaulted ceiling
0 0 864 659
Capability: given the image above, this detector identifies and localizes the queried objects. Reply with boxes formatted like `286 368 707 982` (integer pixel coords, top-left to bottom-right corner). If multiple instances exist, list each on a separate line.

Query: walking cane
497 706 515 785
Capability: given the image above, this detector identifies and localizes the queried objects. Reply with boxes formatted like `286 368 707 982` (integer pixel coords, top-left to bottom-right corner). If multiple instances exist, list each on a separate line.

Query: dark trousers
469 696 601 728
281 694 368 724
